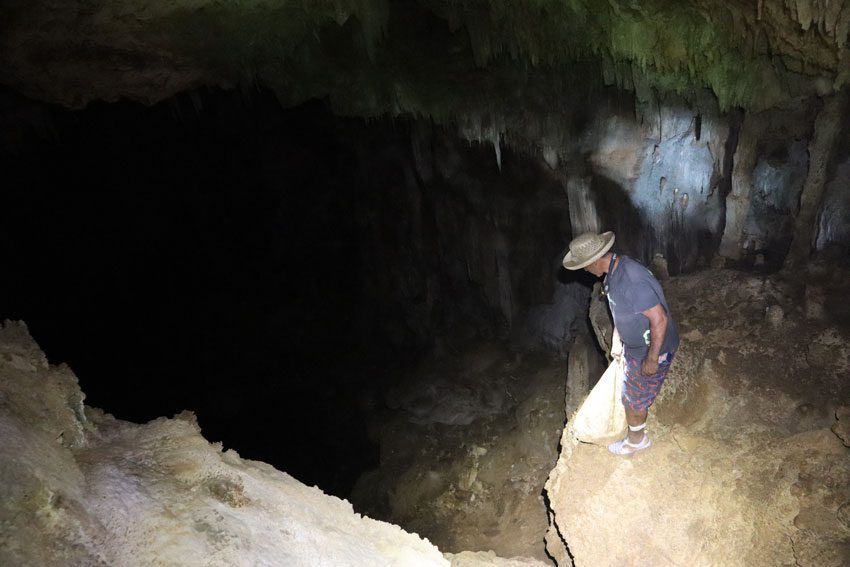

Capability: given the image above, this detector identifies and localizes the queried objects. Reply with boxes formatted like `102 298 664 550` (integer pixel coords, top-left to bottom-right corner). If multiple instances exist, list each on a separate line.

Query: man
563 231 679 455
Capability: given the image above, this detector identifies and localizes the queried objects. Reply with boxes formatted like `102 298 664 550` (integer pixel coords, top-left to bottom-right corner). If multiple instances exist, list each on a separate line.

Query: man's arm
641 303 668 375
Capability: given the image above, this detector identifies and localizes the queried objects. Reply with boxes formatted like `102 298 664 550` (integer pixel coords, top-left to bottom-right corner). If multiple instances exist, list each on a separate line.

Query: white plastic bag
572 357 627 444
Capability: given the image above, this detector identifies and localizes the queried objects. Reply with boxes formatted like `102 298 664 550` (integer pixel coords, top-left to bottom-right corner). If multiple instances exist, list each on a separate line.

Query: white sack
572 358 627 444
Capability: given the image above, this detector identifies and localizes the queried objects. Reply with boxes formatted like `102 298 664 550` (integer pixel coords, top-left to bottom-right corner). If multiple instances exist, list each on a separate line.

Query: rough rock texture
446 551 551 567
718 108 810 263
362 88 835 284
4 67 850 279
784 92 849 271
352 341 566 563
0 320 530 567
816 153 850 255
349 120 587 353
2 0 850 279
1 1 847 112
545 267 850 566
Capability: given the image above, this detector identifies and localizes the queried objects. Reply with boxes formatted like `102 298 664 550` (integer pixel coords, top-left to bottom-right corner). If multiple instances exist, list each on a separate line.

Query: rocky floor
353 265 850 567
351 341 568 563
3 264 848 566
546 267 850 566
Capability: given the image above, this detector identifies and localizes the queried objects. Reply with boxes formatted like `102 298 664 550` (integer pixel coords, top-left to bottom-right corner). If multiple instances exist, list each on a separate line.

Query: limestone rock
650 253 669 280
524 283 590 358
0 322 455 567
805 285 826 320
445 550 550 566
384 344 511 426
710 254 726 269
1 0 847 114
765 304 784 328
566 333 604 415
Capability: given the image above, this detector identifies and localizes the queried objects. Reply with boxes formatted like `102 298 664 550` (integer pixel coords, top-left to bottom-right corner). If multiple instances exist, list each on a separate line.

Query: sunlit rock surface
0 321 542 566
545 267 850 566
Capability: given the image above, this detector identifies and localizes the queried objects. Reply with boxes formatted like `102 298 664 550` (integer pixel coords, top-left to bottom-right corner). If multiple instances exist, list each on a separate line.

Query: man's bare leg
626 406 648 444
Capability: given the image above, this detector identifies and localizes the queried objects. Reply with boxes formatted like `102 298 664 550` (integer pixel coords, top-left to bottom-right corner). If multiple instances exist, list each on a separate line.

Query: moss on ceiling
0 0 847 114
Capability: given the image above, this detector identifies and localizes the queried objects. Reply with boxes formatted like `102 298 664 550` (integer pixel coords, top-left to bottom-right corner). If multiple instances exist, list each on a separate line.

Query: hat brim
562 231 615 270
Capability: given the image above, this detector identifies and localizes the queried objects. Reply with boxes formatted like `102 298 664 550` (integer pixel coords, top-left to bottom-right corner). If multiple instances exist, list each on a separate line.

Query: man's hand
611 327 623 362
641 357 659 376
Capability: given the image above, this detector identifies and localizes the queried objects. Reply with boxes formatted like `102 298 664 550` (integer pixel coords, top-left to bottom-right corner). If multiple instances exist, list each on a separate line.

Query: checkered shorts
622 351 675 412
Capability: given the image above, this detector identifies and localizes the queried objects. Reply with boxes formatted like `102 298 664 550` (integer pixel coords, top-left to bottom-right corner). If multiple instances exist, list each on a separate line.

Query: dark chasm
2 88 385 497
0 86 591 498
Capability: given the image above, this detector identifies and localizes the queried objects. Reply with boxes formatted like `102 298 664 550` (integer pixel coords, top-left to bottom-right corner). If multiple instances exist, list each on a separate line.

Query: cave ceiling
1 1 848 120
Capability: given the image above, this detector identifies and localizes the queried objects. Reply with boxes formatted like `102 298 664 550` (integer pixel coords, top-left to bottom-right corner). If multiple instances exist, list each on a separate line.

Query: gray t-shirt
605 255 679 359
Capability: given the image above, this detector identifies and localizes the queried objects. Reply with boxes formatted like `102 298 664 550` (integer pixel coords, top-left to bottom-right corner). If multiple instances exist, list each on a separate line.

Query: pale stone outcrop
0 321 452 566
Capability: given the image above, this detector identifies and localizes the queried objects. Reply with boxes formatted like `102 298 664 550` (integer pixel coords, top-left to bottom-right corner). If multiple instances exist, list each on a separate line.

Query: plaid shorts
622 351 675 412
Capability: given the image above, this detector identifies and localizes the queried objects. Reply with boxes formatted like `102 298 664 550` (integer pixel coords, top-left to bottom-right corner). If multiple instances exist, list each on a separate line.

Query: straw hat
562 231 615 270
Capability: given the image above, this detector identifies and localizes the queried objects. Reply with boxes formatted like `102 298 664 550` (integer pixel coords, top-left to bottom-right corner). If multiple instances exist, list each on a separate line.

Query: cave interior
1 0 850 563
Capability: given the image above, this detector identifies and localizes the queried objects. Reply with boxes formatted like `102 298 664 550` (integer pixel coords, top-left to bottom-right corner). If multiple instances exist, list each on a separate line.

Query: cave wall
2 3 850 564
817 153 850 255
814 95 850 257
343 117 590 357
563 92 730 272
547 89 849 272
3 0 850 279
4 81 848 372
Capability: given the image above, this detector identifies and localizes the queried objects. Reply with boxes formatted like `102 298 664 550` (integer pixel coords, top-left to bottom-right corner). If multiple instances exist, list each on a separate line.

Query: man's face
583 257 605 278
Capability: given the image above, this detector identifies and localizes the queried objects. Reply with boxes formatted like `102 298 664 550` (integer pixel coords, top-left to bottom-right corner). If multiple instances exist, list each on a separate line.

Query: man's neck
602 252 619 275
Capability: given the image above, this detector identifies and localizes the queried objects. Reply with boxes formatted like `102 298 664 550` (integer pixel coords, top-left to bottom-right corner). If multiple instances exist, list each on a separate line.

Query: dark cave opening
0 87 395 496
0 85 592 499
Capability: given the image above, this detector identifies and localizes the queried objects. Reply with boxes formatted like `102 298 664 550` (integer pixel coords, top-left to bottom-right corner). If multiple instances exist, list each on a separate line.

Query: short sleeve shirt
605 255 679 359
